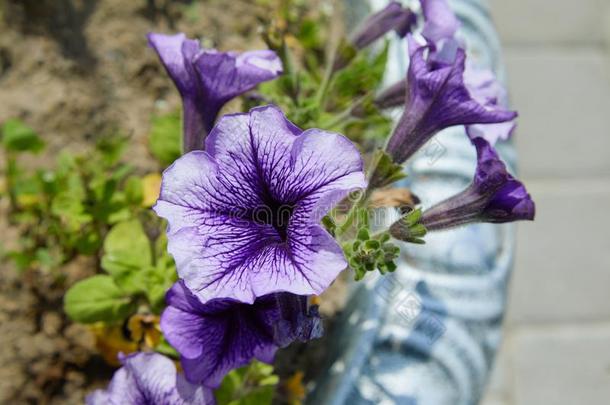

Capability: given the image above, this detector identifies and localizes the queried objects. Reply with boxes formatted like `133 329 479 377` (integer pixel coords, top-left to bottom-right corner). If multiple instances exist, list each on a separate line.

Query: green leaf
64 275 134 323
1 119 45 153
95 135 128 166
124 176 144 206
51 193 92 229
357 228 370 241
215 361 278 405
330 42 389 106
149 112 182 166
145 263 177 313
101 219 152 288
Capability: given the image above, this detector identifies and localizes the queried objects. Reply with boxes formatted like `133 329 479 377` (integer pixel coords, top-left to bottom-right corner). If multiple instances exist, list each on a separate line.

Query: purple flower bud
160 282 322 388
349 1 416 49
374 78 408 110
421 137 535 230
384 38 517 164
153 105 366 304
147 33 282 153
86 352 214 405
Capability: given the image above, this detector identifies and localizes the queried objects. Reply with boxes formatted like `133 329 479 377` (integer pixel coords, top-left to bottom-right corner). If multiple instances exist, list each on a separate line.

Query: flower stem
335 187 373 238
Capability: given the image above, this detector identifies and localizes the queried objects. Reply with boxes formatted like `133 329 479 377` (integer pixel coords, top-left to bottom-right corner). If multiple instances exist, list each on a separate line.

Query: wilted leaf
370 188 418 209
142 173 162 207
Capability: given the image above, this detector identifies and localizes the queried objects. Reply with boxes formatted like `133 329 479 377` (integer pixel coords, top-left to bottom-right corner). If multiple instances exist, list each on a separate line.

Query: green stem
315 59 334 108
5 153 18 212
335 154 385 238
335 187 373 238
324 94 370 129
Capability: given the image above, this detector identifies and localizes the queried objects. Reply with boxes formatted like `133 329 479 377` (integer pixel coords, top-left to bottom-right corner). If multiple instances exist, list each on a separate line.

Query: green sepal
389 208 428 244
369 149 407 189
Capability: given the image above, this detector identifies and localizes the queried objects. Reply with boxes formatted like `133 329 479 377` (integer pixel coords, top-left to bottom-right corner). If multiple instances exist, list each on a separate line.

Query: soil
0 1 347 403
1 0 266 403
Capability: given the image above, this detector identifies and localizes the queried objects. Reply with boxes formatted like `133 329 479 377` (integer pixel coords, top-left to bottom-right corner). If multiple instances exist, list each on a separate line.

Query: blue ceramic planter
308 1 517 404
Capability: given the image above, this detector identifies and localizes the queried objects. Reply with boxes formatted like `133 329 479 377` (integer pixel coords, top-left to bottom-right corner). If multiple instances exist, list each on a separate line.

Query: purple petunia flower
153 105 366 304
349 1 416 50
160 282 322 388
86 352 214 405
464 67 516 145
420 137 535 230
148 33 282 153
420 0 460 45
384 38 517 164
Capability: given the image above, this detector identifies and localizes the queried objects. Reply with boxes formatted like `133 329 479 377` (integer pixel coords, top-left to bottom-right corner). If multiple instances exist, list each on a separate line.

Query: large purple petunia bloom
384 38 517 164
148 33 282 153
86 352 214 405
161 282 322 388
464 67 516 145
154 105 366 304
420 137 535 230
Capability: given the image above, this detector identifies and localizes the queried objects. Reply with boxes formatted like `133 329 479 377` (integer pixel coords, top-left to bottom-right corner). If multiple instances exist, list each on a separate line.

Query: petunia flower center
251 201 294 241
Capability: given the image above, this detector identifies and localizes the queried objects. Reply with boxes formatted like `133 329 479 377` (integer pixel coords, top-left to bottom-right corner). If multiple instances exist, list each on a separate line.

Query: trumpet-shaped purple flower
421 137 535 230
349 1 416 49
464 67 516 144
420 0 460 44
154 105 366 304
148 33 282 153
385 38 517 164
86 352 214 405
161 282 322 388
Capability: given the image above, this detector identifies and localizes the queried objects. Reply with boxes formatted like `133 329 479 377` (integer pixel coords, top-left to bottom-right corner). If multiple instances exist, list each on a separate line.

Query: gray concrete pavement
483 1 610 403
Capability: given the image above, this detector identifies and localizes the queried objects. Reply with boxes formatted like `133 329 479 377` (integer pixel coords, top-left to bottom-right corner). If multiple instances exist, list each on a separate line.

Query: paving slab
511 324 610 404
507 178 610 324
504 47 610 178
488 0 609 45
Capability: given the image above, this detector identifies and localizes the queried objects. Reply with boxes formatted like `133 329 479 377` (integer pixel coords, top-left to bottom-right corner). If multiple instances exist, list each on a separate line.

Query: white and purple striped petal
86 352 214 405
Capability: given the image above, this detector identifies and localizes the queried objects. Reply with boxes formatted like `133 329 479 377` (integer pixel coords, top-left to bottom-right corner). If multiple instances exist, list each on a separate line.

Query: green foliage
101 218 176 314
64 216 176 324
329 42 389 108
0 131 158 276
149 112 182 166
1 119 45 153
344 228 401 281
102 219 152 277
253 9 392 151
64 275 135 324
215 361 279 405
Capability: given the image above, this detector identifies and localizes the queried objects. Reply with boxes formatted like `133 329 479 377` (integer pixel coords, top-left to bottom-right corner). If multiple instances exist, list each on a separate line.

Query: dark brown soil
0 0 272 403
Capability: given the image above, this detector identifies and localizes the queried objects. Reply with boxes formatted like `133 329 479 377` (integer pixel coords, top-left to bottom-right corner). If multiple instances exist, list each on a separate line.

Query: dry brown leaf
370 188 418 209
